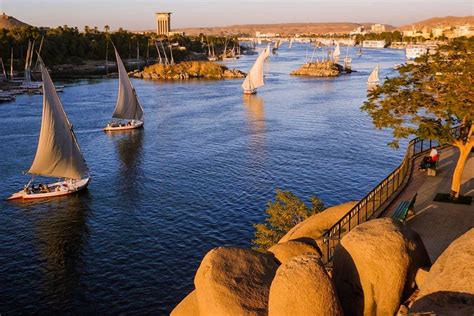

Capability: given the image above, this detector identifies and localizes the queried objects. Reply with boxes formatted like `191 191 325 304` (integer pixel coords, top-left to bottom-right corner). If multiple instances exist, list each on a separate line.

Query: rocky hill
0 13 30 29
397 16 474 30
133 61 245 80
174 22 395 36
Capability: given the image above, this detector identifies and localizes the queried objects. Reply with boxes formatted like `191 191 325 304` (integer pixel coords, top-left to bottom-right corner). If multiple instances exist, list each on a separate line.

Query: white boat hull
7 177 90 200
104 120 144 132
243 89 257 95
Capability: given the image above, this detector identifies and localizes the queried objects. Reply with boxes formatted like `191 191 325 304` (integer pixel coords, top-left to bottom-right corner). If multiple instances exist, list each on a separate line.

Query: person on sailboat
7 56 91 200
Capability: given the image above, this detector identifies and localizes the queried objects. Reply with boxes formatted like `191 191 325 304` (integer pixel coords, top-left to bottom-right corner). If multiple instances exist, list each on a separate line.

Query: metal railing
320 136 440 266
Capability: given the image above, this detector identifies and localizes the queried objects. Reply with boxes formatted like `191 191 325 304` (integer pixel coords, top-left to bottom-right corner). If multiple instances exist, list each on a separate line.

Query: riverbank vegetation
0 25 239 71
362 37 473 199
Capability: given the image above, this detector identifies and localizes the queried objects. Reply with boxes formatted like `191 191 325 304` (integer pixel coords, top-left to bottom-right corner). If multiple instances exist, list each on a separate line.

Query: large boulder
332 218 430 316
171 290 199 316
410 228 474 315
268 254 343 316
279 201 358 245
268 240 321 264
194 247 279 315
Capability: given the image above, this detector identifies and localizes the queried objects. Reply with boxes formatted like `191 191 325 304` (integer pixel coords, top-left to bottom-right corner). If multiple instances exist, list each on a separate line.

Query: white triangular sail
333 42 341 59
367 65 379 84
263 44 271 60
242 51 265 91
28 62 89 180
112 47 144 121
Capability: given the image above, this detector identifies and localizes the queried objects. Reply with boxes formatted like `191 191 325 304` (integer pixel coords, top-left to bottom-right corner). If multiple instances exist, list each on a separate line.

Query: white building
350 26 366 35
432 27 445 38
371 24 386 33
405 44 438 59
456 24 473 37
362 40 386 48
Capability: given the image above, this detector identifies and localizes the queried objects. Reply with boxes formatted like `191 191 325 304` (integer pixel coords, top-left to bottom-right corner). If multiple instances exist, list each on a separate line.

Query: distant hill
174 22 395 36
0 12 30 29
397 16 474 30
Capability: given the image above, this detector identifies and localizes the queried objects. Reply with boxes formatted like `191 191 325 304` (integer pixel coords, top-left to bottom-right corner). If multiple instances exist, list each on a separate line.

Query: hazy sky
2 0 473 30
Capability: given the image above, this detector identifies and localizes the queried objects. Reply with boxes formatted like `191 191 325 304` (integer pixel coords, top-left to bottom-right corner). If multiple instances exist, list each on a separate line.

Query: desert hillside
397 16 473 30
0 13 30 29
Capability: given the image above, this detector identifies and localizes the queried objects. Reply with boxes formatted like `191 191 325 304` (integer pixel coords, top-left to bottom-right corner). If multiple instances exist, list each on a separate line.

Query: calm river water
0 44 405 314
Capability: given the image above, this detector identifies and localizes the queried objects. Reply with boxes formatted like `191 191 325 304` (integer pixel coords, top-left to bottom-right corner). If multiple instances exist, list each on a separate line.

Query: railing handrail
320 133 446 265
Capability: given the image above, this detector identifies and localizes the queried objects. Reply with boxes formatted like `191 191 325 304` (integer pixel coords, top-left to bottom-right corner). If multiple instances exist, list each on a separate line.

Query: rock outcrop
410 228 474 315
170 290 199 316
268 240 321 264
332 218 430 316
194 247 279 315
278 201 357 245
268 254 343 316
133 61 245 80
290 61 343 77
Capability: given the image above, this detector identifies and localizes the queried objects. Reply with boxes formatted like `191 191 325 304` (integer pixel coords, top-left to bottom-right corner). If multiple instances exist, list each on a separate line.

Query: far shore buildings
402 24 473 39
370 23 386 33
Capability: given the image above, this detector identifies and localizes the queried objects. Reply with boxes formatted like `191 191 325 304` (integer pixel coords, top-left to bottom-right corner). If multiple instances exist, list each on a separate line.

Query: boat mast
155 41 163 64
10 48 13 80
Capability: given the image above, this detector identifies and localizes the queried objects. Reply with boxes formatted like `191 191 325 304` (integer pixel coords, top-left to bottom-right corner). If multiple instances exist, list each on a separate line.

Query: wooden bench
392 193 417 222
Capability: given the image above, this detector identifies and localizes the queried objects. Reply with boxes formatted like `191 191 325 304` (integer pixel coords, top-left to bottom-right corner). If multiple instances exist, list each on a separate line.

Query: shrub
252 190 325 251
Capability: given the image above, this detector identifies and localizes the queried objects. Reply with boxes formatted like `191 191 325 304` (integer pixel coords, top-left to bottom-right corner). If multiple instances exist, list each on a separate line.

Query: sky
1 0 473 31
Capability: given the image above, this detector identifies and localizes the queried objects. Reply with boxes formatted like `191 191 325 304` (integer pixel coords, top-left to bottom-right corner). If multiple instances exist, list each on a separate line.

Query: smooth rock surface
268 240 321 264
410 228 474 315
268 254 343 316
194 247 279 315
332 218 430 316
171 290 199 316
290 61 342 77
279 201 358 245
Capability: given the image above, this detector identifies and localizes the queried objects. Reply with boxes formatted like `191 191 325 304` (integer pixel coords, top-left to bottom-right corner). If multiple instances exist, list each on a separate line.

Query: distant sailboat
332 42 341 61
263 44 271 60
343 45 352 71
21 40 42 91
367 65 380 85
8 59 90 200
104 46 144 131
288 38 293 49
241 50 265 95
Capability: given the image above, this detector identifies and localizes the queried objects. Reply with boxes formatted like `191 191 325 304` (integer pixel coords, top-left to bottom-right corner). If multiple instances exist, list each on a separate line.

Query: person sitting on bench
419 148 439 171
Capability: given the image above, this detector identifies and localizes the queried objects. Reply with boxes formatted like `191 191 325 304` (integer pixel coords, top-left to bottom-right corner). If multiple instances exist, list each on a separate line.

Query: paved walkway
383 146 474 263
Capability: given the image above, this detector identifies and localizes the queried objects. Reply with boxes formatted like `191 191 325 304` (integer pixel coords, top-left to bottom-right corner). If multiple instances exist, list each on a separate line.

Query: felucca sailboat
8 60 90 200
332 42 341 61
104 46 144 131
367 65 380 85
241 50 265 95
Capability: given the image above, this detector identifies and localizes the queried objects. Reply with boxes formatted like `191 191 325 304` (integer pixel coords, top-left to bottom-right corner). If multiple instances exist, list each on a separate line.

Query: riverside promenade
383 146 474 262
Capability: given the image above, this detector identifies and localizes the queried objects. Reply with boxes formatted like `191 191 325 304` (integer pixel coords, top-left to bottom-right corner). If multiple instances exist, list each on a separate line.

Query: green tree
361 38 474 199
252 190 325 251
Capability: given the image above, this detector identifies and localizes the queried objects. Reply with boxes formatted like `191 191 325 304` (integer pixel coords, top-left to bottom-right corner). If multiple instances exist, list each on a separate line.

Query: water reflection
243 95 266 163
108 130 144 199
33 195 90 309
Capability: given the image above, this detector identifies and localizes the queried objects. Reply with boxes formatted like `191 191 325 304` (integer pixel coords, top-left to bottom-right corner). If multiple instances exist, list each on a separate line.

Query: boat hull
243 89 257 95
7 177 90 200
104 120 144 132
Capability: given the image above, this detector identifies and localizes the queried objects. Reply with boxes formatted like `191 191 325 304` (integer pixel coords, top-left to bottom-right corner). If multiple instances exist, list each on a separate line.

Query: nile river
0 44 405 313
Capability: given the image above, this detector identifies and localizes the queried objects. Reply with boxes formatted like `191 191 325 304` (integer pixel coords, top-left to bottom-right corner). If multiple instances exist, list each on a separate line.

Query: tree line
0 25 239 68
